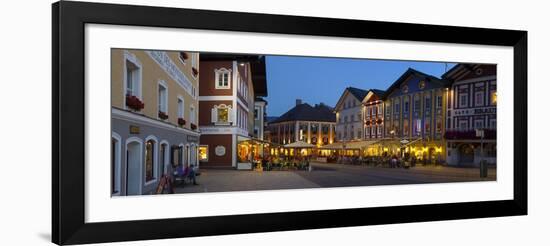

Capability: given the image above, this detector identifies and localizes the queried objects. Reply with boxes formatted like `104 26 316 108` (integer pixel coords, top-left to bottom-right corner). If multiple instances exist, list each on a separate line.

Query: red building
197 54 267 169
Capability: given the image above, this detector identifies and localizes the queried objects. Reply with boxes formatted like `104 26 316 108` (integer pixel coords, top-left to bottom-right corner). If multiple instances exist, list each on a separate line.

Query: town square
111 49 497 196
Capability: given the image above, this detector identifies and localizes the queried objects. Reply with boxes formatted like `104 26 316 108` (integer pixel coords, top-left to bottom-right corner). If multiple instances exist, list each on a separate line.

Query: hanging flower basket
179 52 188 60
177 118 186 126
376 118 383 124
158 111 169 120
192 67 199 76
365 120 370 126
190 123 197 130
125 95 144 111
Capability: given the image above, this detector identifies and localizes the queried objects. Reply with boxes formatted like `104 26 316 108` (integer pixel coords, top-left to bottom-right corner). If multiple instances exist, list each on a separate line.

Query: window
367 107 371 117
436 95 443 108
344 116 348 123
365 127 370 138
377 125 382 135
350 125 355 139
357 129 362 139
394 102 400 114
254 107 259 120
490 118 497 129
424 121 431 135
190 105 196 124
177 98 184 118
475 91 484 106
371 126 376 135
378 104 383 115
215 68 231 89
212 104 232 125
198 145 208 162
436 118 442 133
404 101 409 114
254 127 259 136
425 97 431 110
351 115 355 122
158 82 167 114
357 113 362 122
491 91 497 105
191 53 197 68
403 120 409 136
459 94 468 108
145 139 157 182
414 99 420 112
475 119 484 129
125 59 141 99
459 120 469 130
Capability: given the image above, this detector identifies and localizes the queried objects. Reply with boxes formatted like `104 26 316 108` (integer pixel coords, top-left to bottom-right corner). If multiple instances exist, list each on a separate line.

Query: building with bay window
198 54 268 169
442 63 497 167
111 49 200 196
381 68 449 164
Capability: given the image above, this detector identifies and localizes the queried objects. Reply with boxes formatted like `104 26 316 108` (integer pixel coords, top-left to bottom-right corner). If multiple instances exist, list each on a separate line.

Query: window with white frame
191 53 197 68
459 94 468 108
459 120 469 130
125 60 141 97
158 82 168 114
254 106 260 120
490 118 497 129
215 68 231 89
475 91 484 106
436 95 443 108
377 125 382 135
177 97 184 119
211 104 233 125
474 119 484 129
190 105 196 124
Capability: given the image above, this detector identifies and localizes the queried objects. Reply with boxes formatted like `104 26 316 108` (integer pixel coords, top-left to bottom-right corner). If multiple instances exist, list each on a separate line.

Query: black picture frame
52 1 527 245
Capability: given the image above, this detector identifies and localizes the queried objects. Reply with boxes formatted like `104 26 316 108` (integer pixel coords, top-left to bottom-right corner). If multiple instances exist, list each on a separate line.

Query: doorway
126 140 142 195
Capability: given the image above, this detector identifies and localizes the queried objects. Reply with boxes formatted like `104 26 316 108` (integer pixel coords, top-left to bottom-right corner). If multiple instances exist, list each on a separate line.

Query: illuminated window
198 145 209 162
145 139 157 182
211 104 232 125
491 91 497 105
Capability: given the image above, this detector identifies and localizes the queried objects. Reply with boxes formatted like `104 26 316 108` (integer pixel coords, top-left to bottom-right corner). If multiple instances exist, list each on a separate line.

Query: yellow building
111 49 200 196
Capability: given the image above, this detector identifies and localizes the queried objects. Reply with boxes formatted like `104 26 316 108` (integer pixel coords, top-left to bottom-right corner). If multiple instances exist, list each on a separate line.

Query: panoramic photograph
111 49 497 196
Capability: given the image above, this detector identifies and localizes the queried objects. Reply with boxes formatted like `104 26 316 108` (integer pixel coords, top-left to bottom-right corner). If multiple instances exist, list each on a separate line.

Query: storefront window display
198 145 208 162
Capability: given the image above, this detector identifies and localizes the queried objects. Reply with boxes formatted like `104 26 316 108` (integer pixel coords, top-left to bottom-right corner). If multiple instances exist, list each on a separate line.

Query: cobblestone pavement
173 162 496 194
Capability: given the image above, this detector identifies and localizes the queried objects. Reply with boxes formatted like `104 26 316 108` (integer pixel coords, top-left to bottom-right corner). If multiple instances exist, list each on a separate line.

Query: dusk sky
265 55 454 117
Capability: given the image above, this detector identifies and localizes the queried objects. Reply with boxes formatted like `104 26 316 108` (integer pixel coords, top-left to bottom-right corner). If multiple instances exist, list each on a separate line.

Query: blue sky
265 55 454 117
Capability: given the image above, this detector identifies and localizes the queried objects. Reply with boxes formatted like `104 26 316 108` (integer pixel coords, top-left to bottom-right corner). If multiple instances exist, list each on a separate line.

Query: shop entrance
458 144 474 165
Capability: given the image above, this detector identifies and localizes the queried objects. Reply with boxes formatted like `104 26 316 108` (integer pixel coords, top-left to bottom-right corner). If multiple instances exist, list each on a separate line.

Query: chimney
296 99 302 106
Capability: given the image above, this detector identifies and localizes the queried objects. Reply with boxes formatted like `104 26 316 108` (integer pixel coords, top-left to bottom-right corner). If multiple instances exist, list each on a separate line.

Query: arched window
111 133 121 195
214 68 231 89
144 137 158 183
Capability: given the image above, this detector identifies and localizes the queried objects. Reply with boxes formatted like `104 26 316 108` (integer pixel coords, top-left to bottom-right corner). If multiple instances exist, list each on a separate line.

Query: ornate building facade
381 68 449 163
443 64 497 167
111 49 200 196
197 54 267 169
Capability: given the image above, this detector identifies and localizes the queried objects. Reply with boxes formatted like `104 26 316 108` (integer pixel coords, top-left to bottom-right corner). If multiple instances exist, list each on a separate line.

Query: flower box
158 111 169 120
177 118 186 126
190 123 197 130
192 67 199 76
125 95 144 111
179 51 188 60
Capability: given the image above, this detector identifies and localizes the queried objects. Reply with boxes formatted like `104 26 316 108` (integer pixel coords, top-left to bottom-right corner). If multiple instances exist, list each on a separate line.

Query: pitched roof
382 68 449 99
347 87 369 101
270 103 336 124
369 89 386 97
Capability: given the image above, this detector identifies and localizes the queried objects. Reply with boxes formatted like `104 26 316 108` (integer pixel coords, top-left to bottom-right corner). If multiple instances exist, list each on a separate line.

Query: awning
320 140 380 150
284 140 316 148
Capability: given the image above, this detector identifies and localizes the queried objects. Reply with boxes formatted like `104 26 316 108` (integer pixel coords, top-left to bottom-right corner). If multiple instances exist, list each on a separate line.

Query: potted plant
192 67 199 76
179 52 188 60
190 123 197 130
158 111 169 120
177 118 186 126
125 94 144 111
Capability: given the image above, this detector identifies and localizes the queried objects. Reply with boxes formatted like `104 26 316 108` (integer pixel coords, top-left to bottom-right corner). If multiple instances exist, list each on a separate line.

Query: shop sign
187 135 199 142
129 125 140 134
215 146 226 156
